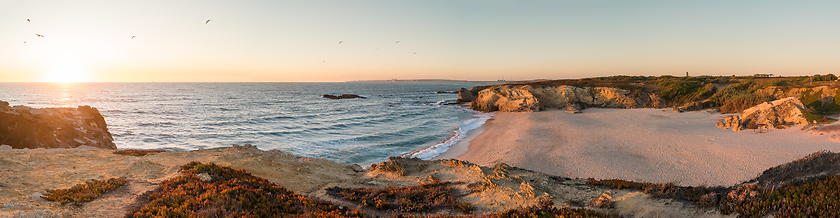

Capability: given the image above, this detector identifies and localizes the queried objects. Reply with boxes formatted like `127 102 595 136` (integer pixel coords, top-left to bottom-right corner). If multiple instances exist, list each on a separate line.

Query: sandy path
454 108 840 186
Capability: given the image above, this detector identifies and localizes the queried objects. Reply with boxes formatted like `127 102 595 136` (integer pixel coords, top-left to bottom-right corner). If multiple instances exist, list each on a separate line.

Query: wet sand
448 108 840 186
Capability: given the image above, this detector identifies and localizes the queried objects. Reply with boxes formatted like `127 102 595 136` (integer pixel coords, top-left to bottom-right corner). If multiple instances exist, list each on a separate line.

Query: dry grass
327 178 472 214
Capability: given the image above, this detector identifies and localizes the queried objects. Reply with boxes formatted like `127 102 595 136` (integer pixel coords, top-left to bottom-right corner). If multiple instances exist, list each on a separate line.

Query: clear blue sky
2 0 839 82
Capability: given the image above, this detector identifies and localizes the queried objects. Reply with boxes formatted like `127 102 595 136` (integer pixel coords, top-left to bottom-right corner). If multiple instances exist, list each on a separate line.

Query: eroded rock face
471 85 664 112
717 97 809 131
0 101 115 149
456 88 475 103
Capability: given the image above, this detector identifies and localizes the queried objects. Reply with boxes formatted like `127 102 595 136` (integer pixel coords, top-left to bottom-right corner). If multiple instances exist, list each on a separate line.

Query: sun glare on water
44 58 89 83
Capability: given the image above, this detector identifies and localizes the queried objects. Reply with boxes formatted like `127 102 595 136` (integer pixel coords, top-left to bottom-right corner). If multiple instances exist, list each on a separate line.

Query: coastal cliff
471 85 664 112
0 101 115 149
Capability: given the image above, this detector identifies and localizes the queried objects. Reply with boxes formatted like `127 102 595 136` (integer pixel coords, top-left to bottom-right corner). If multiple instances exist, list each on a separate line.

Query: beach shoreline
448 108 840 186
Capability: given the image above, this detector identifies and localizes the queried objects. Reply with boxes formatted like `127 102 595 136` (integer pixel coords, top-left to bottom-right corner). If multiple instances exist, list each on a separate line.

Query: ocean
0 82 494 166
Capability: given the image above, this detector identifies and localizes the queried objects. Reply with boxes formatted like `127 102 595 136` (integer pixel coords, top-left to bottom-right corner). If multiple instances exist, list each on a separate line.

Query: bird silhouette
27 19 30 22
395 41 399 43
131 36 136 39
205 19 211 24
35 34 43 38
23 41 26 43
338 41 343 44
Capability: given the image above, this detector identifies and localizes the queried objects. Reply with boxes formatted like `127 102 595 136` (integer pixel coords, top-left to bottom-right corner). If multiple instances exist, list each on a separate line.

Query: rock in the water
471 85 664 112
320 94 367 99
0 102 116 149
717 97 809 131
456 88 475 103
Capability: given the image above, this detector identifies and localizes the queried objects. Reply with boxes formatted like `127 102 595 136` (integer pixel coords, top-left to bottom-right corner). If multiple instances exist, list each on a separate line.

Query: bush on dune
127 161 365 218
327 178 472 214
43 177 127 206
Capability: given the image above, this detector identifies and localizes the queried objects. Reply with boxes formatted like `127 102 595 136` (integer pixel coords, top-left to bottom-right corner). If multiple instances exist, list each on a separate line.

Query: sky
2 0 839 82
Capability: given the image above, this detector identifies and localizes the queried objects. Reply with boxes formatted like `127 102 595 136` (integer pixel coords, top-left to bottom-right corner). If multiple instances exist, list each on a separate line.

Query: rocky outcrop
0 101 116 149
471 85 665 112
320 94 367 99
456 88 475 103
716 97 809 131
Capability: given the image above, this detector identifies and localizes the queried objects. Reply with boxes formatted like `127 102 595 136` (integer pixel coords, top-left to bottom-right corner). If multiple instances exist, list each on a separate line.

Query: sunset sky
2 0 839 82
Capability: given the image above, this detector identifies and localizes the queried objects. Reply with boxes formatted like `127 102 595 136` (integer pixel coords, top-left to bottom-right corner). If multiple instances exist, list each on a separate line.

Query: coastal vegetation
42 177 127 205
327 178 472 213
587 150 840 218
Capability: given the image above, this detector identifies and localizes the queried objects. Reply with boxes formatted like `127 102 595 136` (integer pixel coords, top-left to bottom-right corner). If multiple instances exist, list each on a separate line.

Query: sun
45 58 89 83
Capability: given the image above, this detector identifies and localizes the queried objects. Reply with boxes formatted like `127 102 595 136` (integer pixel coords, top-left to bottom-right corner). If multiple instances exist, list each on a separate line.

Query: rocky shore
0 101 115 150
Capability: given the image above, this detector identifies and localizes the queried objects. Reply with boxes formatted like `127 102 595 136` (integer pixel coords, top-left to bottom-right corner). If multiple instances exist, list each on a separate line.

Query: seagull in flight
205 19 211 24
131 36 136 39
338 40 343 44
27 19 30 22
35 34 43 38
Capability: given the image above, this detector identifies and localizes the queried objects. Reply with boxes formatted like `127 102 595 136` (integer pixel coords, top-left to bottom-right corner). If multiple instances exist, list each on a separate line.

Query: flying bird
23 41 26 43
205 19 211 24
131 36 136 39
27 19 30 22
35 34 43 38
338 40 343 44
395 41 399 43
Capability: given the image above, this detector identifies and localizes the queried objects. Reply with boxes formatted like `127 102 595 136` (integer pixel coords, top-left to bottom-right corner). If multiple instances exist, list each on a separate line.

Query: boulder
564 103 582 114
679 101 705 111
0 102 116 149
456 88 475 103
717 97 809 131
320 94 367 99
471 85 664 112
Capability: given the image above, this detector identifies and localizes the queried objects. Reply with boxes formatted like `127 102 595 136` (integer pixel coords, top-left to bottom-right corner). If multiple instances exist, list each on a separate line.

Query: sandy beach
444 108 840 186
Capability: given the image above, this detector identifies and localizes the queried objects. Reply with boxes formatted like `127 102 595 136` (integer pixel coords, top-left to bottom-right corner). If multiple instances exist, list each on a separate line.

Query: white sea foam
398 100 448 109
407 110 494 160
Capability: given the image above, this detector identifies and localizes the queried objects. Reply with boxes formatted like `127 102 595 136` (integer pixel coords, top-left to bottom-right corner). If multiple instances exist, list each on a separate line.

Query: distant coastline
347 79 501 83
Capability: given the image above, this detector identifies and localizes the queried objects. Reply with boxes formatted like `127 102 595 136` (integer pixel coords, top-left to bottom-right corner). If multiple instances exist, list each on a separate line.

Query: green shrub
42 178 127 205
656 79 717 104
722 175 840 218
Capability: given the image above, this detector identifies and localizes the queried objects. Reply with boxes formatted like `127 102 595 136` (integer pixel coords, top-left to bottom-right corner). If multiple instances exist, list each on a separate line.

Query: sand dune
451 108 840 186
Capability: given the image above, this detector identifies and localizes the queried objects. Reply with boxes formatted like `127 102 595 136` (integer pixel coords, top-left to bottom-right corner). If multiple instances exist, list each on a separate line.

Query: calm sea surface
0 82 494 165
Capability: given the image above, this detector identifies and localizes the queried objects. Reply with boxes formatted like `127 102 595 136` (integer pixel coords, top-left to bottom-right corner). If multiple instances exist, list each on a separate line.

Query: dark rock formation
435 91 458 94
0 101 116 149
320 94 367 99
456 88 475 103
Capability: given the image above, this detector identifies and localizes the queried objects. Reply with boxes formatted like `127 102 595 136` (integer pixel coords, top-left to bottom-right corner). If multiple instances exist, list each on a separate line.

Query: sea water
0 82 494 166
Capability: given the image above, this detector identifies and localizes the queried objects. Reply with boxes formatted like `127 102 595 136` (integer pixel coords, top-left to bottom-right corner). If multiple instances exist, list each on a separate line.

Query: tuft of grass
127 161 364 218
113 149 166 157
42 177 127 206
327 178 471 214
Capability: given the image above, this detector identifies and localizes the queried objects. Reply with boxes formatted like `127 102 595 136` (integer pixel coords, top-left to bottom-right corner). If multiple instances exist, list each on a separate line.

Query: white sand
453 108 840 186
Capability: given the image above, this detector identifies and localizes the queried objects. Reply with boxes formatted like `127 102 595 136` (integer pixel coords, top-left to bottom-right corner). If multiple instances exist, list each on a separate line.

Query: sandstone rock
679 101 704 111
471 85 664 112
471 86 543 112
0 104 116 149
349 163 365 172
717 97 809 131
592 192 615 208
320 94 367 99
564 103 582 114
456 88 475 103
